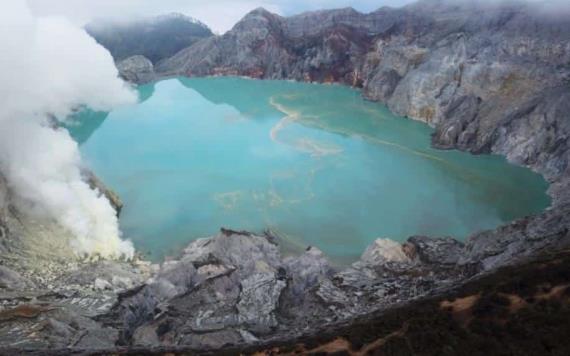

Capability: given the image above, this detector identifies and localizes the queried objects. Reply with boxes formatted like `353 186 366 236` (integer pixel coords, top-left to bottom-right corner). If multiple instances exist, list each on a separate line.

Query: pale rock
94 278 112 291
361 238 410 265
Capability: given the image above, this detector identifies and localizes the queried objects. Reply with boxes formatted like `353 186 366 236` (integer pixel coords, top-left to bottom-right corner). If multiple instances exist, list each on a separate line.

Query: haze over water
68 77 550 263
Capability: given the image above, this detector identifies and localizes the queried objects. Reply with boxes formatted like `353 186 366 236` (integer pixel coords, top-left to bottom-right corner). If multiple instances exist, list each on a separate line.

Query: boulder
117 55 155 84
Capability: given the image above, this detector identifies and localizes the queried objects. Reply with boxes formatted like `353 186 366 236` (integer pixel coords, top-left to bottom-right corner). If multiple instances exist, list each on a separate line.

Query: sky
27 0 416 33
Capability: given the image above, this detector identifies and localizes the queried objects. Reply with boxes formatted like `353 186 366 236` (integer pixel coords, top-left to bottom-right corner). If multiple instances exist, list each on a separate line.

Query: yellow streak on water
269 96 344 157
214 94 509 252
212 190 243 210
266 165 323 207
360 135 446 163
218 95 502 219
269 95 444 163
268 96 507 198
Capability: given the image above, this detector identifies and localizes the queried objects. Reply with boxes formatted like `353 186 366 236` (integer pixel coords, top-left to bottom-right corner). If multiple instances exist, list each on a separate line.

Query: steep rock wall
156 0 570 199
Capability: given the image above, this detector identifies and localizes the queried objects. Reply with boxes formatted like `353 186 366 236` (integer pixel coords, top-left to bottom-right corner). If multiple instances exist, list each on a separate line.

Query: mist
27 0 416 34
0 1 137 259
420 0 570 15
26 0 570 34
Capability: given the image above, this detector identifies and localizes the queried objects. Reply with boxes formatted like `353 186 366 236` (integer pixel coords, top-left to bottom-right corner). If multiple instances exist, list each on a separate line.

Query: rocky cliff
156 0 570 197
116 55 156 84
2 222 568 353
2 0 570 353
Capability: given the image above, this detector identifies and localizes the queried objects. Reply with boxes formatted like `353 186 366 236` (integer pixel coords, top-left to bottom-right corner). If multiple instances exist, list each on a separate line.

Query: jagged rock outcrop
95 229 477 349
0 259 152 350
95 213 567 349
116 55 156 85
0 173 151 350
218 249 570 355
2 217 566 352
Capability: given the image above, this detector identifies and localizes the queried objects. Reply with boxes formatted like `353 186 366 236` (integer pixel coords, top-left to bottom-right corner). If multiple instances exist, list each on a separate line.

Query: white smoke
0 1 137 259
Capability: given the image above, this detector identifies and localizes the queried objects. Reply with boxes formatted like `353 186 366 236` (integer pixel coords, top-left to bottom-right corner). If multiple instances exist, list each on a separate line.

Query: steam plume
0 1 137 259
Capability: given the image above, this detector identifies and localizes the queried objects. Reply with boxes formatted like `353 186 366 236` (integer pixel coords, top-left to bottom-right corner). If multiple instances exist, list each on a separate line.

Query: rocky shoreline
22 247 566 356
2 0 570 353
1 198 569 352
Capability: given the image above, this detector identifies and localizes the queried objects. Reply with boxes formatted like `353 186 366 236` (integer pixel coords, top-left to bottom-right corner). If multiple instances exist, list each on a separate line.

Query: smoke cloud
0 1 137 259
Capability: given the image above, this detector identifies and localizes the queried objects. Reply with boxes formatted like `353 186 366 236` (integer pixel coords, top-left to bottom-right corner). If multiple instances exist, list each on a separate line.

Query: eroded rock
117 55 156 84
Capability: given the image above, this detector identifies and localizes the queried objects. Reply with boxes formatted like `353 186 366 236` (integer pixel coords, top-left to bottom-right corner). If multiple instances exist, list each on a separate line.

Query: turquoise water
67 77 550 263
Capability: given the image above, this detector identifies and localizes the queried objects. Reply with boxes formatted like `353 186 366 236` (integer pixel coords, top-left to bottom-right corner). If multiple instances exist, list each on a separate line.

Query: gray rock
406 235 466 265
105 230 290 345
461 203 570 270
360 238 411 265
236 272 286 332
178 329 243 349
84 170 123 215
316 278 352 306
282 246 334 303
117 55 155 84
0 265 33 290
60 260 145 291
94 278 112 291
